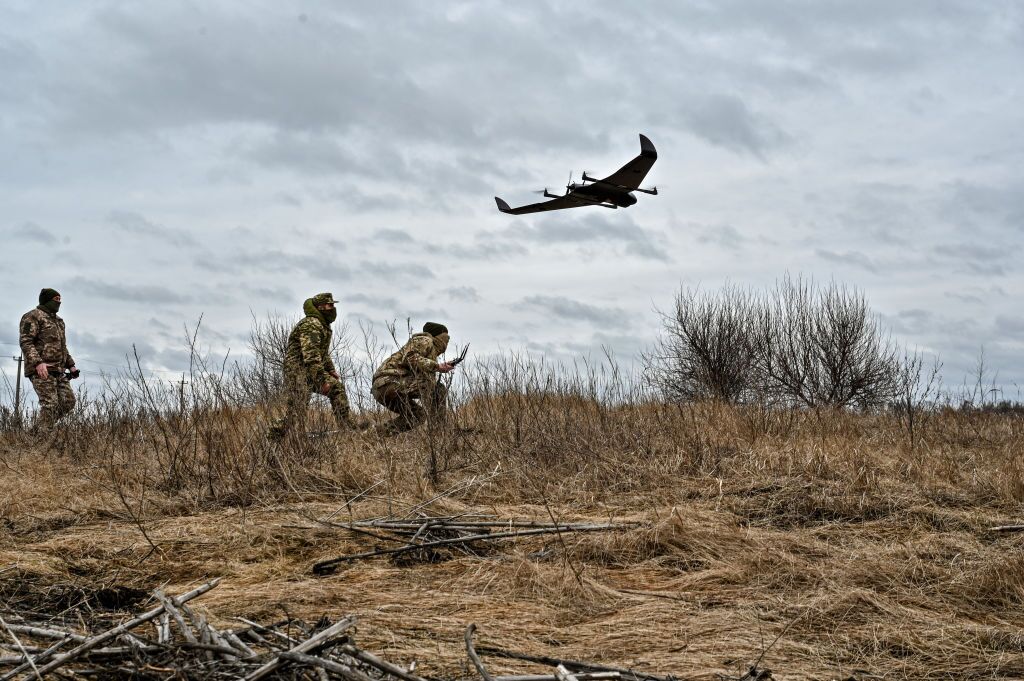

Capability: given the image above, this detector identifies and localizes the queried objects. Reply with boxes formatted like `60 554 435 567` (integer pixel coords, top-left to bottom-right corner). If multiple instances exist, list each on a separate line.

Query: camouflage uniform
19 306 77 429
371 332 448 434
268 293 352 440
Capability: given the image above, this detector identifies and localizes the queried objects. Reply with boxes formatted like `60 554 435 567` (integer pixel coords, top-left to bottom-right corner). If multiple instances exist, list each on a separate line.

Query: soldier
371 322 456 435
267 292 353 440
19 288 80 430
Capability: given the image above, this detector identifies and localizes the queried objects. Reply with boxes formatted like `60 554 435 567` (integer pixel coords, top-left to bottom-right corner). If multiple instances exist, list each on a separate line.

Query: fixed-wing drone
494 134 658 215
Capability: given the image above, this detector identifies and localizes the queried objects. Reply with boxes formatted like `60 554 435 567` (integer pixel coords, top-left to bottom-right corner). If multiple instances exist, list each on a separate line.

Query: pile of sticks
0 577 691 681
311 515 641 575
0 578 423 680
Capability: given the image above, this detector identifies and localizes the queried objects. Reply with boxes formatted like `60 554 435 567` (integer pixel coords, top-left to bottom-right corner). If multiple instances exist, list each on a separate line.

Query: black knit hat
39 288 60 305
423 322 448 336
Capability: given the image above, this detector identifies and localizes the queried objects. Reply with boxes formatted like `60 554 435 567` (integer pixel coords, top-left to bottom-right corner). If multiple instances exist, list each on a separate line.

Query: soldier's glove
68 368 81 380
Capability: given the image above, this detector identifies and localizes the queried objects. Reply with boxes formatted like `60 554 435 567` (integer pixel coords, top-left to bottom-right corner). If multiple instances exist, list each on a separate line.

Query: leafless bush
892 348 943 449
647 277 904 409
756 276 901 408
643 284 760 403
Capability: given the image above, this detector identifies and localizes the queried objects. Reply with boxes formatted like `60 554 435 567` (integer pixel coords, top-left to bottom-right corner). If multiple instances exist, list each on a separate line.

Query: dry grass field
2 362 1024 679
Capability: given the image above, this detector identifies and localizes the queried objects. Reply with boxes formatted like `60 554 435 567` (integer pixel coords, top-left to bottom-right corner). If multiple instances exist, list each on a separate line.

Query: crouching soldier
371 322 455 435
19 288 80 431
268 293 353 440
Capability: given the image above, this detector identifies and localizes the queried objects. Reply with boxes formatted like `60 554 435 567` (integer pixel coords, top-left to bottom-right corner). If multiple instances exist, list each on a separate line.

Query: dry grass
2 364 1023 679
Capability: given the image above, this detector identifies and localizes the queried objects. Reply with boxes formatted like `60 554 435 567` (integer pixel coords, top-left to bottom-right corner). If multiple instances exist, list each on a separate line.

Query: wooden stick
495 674 620 681
224 631 258 659
244 616 356 680
556 665 581 681
235 617 300 646
154 590 197 643
474 647 670 681
465 624 494 681
990 524 1024 532
339 644 431 681
279 651 377 681
26 578 219 678
156 612 171 644
0 614 42 680
3 625 86 643
314 525 629 574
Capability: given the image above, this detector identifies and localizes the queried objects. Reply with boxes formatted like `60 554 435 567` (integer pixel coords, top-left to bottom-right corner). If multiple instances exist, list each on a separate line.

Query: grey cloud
345 292 400 310
10 222 57 245
507 214 670 262
358 261 434 280
815 248 879 273
65 329 160 370
932 241 1016 277
146 317 172 332
108 210 199 249
195 250 351 282
680 94 792 160
884 309 935 336
251 286 294 303
442 286 481 303
63 276 191 304
828 182 922 244
944 285 1008 306
697 224 745 250
372 228 416 244
437 240 530 260
994 316 1024 340
362 228 527 261
943 180 1024 231
590 331 649 362
516 295 630 327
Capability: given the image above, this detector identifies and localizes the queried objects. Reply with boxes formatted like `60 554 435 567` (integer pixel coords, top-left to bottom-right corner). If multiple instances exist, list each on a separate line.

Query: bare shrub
755 276 901 409
646 277 903 409
892 348 943 449
643 284 760 403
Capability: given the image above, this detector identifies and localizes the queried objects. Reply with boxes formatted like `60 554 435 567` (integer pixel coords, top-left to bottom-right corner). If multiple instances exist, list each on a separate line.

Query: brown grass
2 374 1023 679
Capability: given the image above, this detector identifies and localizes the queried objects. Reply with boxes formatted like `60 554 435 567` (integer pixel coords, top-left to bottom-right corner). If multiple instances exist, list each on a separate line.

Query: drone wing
596 134 658 190
494 194 598 215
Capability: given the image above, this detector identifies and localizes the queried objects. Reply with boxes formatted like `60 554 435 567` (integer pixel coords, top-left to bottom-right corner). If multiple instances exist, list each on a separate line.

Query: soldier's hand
320 382 333 395
437 362 455 374
35 364 49 379
329 370 340 380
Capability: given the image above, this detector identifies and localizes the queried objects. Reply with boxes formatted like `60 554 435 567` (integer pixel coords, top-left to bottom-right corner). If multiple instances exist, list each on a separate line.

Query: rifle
448 344 470 367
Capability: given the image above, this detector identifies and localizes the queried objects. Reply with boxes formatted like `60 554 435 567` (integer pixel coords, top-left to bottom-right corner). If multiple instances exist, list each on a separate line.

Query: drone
494 134 658 215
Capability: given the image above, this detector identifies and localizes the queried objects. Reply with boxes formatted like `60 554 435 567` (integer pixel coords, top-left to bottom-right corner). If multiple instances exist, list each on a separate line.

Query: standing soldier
371 322 456 435
19 288 80 430
268 293 353 440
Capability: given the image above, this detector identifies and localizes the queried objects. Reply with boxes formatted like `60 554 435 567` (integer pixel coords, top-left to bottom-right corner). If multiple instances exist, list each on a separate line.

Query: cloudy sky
1 1 1021 399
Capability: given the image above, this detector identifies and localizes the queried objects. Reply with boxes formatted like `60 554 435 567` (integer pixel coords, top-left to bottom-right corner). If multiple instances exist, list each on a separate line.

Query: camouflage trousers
28 373 76 430
371 377 447 435
268 373 351 440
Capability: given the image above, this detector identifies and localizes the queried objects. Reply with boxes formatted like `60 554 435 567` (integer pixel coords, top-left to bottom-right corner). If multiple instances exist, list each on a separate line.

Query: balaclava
39 288 61 314
310 292 338 324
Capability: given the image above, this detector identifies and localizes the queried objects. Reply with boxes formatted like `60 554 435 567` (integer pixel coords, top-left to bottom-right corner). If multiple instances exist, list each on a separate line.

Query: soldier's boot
376 392 424 436
327 383 355 431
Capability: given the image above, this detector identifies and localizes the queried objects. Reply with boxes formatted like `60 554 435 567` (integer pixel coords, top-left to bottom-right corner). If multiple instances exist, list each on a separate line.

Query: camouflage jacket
282 299 337 387
19 307 75 377
372 333 442 388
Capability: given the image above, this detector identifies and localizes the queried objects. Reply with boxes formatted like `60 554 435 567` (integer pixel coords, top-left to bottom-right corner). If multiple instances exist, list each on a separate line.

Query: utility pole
12 355 23 426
